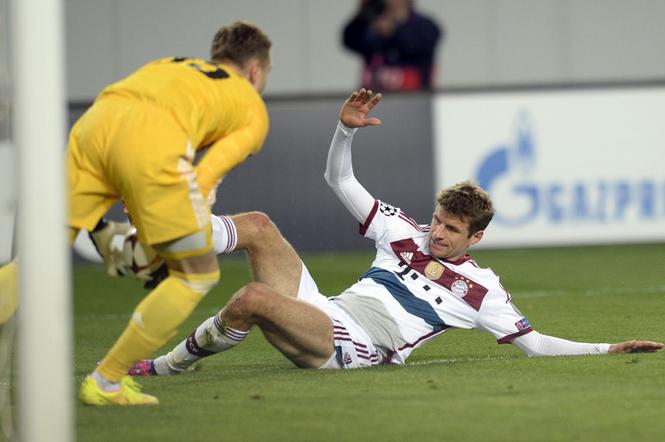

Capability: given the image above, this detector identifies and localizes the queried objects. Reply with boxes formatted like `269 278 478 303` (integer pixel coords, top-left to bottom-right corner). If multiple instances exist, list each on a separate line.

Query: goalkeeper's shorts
67 96 210 246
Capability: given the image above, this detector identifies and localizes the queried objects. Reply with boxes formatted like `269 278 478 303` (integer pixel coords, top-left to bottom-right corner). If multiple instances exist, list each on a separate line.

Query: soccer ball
122 234 163 282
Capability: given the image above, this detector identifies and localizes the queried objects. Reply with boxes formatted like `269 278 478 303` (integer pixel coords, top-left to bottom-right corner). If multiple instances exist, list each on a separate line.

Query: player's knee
226 282 273 317
241 211 278 238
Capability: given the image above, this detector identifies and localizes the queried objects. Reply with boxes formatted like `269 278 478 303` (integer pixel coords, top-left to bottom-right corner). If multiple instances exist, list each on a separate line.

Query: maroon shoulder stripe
398 213 428 232
359 200 380 236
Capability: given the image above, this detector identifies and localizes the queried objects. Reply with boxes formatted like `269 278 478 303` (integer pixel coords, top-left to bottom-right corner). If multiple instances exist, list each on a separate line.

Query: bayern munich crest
451 279 469 297
424 261 444 280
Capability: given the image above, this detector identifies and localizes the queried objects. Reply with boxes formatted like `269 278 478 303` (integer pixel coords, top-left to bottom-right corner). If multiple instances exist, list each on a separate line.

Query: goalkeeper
71 21 271 406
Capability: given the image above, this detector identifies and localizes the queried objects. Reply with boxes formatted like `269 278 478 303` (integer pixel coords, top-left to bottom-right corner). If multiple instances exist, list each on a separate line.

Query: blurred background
64 0 665 98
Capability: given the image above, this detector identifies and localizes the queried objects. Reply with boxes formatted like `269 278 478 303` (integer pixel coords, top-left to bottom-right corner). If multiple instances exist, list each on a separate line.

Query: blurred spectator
343 0 442 92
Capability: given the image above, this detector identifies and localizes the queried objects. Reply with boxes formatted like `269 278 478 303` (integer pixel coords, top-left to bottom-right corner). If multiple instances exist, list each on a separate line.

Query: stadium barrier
69 93 435 254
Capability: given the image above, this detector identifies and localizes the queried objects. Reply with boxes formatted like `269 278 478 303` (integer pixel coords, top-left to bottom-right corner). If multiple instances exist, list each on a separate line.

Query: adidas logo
400 252 413 264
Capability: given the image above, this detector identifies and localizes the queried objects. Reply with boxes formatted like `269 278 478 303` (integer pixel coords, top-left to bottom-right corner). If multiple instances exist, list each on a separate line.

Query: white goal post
11 0 72 440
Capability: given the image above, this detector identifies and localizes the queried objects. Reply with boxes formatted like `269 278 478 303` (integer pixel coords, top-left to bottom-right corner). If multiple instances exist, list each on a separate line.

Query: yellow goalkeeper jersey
98 56 269 196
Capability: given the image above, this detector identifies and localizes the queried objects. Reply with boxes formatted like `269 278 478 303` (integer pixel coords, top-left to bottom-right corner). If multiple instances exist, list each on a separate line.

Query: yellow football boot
79 375 159 406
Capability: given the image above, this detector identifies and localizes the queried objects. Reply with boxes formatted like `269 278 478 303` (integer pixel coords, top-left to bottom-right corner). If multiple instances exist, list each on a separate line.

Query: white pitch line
582 285 665 296
410 355 517 366
514 290 567 298
512 285 665 299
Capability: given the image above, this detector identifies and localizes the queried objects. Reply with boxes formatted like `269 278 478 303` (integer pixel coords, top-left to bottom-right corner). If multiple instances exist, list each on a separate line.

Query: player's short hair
436 181 495 236
210 21 272 67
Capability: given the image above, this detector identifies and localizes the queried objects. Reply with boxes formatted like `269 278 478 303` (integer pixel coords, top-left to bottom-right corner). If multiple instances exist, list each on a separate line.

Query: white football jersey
331 200 533 365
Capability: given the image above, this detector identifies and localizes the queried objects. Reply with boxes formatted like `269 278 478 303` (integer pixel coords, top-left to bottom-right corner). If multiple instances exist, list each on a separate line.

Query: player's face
428 207 483 261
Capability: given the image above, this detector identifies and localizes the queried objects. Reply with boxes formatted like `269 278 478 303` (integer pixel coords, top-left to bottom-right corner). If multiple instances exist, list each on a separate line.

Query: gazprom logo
474 112 664 227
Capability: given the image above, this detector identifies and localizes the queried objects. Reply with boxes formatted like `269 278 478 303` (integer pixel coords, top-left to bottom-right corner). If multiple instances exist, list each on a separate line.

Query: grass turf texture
75 244 665 442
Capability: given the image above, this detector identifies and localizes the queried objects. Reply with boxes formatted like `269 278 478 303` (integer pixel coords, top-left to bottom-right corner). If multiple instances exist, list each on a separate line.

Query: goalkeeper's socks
96 271 218 382
91 370 121 392
153 315 249 375
211 215 238 254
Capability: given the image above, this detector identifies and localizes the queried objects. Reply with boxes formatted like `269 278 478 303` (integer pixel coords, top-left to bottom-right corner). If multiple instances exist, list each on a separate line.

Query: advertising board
434 88 665 247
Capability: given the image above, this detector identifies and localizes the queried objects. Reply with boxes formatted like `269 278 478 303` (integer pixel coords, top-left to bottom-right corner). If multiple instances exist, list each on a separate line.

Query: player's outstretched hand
339 88 382 129
608 340 664 354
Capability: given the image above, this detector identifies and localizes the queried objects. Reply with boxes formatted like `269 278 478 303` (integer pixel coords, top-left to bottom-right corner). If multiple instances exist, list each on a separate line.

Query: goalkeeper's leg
80 227 219 406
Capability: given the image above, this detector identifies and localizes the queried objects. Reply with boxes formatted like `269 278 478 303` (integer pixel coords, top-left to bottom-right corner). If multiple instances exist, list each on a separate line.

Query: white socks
153 316 249 375
210 215 238 254
91 370 120 392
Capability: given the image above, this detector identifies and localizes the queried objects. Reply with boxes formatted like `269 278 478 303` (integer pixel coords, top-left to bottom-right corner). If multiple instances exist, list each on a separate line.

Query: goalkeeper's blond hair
210 21 272 68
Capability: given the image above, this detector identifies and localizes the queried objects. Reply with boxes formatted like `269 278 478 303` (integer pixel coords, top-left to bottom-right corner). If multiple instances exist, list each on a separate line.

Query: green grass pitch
75 244 665 442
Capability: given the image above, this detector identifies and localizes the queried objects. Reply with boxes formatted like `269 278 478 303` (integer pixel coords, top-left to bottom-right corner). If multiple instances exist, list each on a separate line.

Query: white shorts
296 263 382 369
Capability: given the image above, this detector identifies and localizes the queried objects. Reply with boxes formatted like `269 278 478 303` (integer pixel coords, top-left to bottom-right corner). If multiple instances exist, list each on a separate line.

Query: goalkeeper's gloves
89 219 132 277
89 218 169 289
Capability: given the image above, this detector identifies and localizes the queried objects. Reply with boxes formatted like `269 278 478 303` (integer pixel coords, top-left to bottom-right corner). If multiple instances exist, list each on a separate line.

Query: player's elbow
324 170 334 187
324 170 342 191
324 169 350 189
